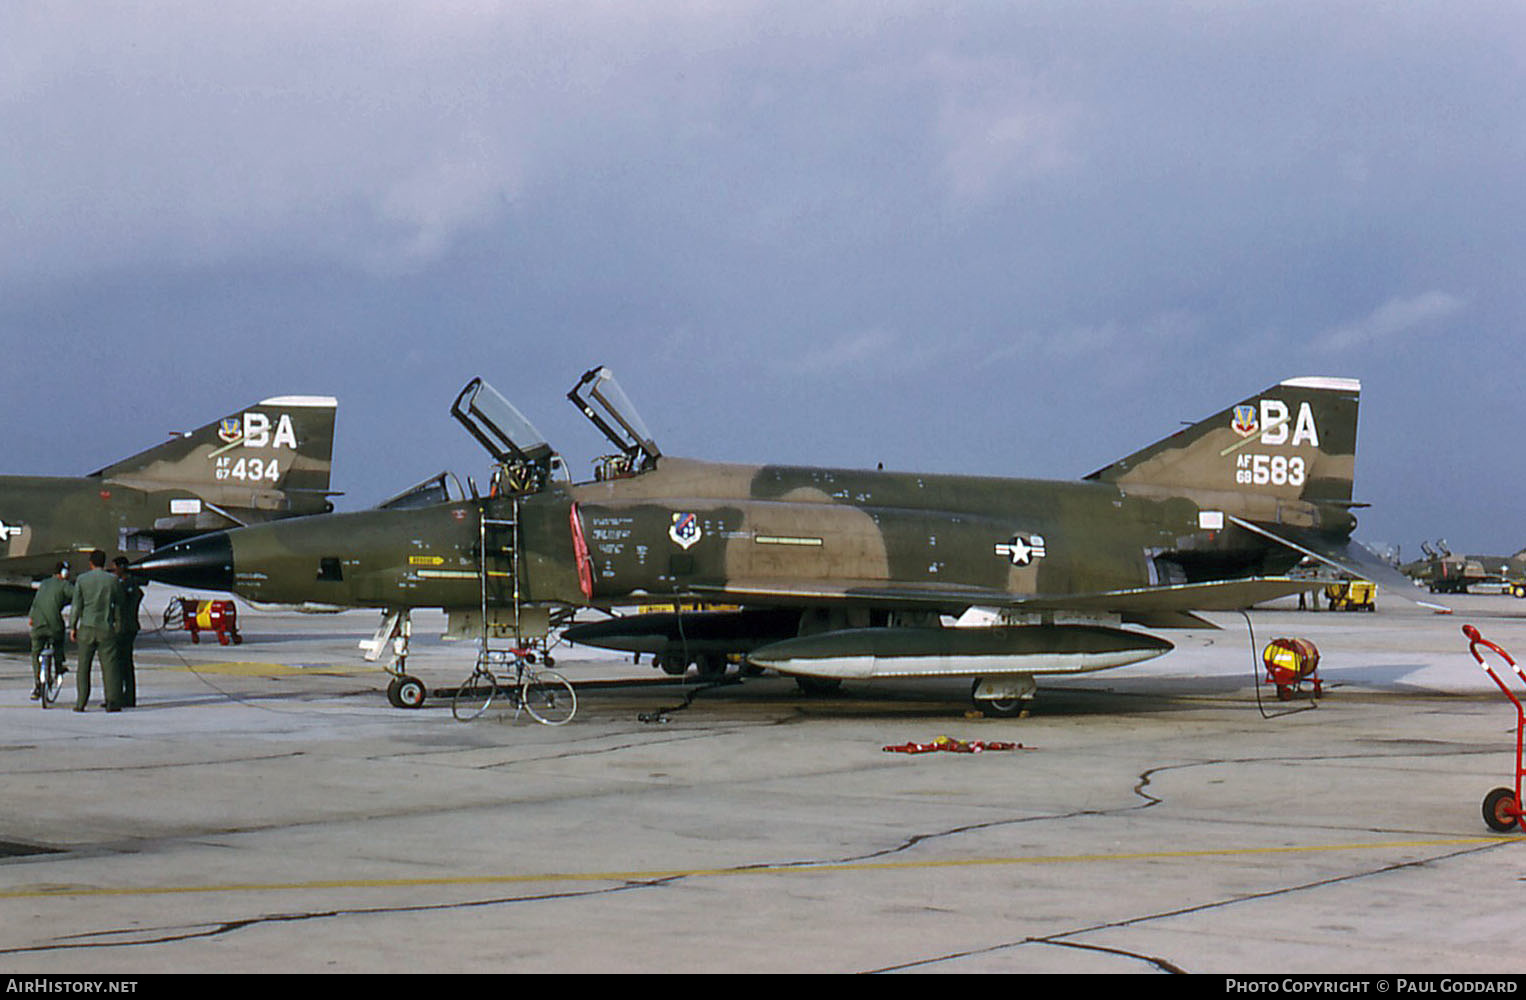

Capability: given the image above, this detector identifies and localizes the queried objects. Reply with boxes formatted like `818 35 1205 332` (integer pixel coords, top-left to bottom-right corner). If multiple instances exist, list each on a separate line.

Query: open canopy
450 378 555 467
567 365 661 471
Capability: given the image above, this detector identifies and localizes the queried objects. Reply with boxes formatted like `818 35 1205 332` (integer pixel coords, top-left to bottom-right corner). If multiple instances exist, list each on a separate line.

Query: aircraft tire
1483 787 1520 832
395 675 428 710
386 678 404 708
794 676 841 696
974 694 1028 719
971 679 1033 718
658 652 689 676
695 654 726 681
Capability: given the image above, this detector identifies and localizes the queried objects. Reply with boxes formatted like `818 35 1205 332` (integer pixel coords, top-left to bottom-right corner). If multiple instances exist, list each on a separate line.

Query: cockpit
440 365 660 498
566 365 662 481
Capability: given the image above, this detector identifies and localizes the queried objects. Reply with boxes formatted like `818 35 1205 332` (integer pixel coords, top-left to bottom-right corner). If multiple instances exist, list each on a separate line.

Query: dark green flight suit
70 567 122 711
115 575 144 708
28 575 73 695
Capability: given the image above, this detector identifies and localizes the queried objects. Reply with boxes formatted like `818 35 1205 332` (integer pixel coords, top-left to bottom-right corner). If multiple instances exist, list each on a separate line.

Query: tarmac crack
863 838 1514 973
5 750 308 776
0 877 687 957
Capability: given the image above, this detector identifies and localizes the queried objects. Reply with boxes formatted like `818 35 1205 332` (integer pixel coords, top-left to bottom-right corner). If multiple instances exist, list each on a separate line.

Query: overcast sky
2 2 1521 557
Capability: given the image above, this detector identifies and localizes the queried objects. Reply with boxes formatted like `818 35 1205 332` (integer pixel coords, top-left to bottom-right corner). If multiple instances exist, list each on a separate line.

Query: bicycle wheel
520 669 577 726
39 651 60 708
451 668 499 722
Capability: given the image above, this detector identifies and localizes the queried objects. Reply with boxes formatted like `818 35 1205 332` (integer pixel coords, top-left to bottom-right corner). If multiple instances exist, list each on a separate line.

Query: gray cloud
1313 291 1470 354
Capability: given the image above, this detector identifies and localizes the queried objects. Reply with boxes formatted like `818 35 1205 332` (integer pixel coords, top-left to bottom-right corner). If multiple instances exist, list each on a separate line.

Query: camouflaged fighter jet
1402 540 1526 598
134 370 1431 715
1 396 338 617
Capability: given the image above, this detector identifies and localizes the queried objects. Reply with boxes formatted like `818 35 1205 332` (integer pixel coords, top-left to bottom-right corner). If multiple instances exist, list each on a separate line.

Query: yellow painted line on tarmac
0 837 1508 901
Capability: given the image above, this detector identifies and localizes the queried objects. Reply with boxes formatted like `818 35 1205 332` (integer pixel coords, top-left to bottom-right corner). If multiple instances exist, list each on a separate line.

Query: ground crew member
28 562 73 700
70 549 123 713
111 557 144 708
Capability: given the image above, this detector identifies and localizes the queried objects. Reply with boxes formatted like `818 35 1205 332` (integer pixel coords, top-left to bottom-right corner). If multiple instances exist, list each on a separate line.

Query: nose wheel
387 674 428 709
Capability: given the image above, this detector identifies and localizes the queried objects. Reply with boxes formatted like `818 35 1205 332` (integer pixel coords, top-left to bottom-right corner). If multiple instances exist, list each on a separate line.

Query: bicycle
452 648 577 725
36 644 64 709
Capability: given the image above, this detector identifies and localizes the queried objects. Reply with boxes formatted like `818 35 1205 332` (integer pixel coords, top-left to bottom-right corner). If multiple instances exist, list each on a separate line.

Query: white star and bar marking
995 533 1046 566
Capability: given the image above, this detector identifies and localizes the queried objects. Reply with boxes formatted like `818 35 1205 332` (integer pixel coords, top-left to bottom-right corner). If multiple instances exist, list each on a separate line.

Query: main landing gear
657 651 735 682
972 675 1037 718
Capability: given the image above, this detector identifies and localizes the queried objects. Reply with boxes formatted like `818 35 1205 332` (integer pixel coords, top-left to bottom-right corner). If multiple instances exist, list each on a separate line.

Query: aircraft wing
0 581 35 617
1228 517 1450 612
1 550 91 582
688 576 1316 616
0 552 76 616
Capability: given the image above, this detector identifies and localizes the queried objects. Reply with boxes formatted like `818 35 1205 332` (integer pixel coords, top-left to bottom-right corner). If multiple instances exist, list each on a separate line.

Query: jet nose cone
134 532 235 591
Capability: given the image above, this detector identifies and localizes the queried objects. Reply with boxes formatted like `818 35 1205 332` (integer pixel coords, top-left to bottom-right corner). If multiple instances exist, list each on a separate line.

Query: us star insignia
995 533 1047 566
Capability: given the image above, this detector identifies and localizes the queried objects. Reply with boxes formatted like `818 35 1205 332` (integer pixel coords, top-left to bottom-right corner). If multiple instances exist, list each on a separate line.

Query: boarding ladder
476 496 532 673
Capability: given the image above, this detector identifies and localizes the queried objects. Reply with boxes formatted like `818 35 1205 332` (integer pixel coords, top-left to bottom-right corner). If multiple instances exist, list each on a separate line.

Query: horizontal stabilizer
1228 517 1450 612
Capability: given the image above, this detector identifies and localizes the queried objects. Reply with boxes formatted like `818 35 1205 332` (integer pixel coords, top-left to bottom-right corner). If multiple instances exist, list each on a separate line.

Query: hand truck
1464 625 1524 832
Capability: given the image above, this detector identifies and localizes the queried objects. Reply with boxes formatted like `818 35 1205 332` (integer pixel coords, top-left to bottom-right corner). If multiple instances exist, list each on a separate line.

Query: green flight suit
115 576 144 708
28 575 73 694
70 567 123 711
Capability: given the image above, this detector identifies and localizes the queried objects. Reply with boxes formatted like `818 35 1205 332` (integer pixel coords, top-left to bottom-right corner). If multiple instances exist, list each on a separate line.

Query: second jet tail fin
92 395 339 519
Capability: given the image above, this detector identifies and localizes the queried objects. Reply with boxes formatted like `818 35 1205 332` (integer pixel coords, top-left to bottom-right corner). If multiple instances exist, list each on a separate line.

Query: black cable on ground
637 676 741 724
1240 609 1317 720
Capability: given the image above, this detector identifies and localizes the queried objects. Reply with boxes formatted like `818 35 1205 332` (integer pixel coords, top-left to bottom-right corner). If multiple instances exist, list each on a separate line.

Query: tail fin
91 395 338 518
1085 377 1361 504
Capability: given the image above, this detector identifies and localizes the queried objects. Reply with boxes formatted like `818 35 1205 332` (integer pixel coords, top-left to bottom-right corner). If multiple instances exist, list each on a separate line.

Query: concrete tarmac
3 592 1526 974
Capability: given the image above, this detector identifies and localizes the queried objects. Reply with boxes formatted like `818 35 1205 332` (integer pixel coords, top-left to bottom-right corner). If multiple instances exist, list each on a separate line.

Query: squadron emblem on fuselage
669 512 702 550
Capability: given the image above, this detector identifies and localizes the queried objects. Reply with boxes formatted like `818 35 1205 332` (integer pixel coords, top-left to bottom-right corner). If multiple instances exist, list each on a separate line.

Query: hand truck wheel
1482 786 1520 832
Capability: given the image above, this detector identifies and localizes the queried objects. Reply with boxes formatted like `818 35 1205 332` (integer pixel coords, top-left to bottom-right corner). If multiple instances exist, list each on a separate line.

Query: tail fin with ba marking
91 395 339 521
1085 377 1361 505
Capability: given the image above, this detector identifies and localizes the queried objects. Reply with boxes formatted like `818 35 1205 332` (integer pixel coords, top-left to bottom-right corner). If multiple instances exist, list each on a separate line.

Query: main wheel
452 669 498 721
1482 787 1520 832
972 680 1029 718
520 670 577 726
977 695 1028 718
794 675 842 696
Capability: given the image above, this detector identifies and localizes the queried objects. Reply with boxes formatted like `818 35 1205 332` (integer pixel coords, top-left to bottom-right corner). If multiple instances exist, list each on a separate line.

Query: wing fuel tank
564 608 801 655
748 625 1173 680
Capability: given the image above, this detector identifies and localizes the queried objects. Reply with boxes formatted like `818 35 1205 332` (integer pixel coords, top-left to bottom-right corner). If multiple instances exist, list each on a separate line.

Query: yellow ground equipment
165 596 243 646
1324 579 1376 612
